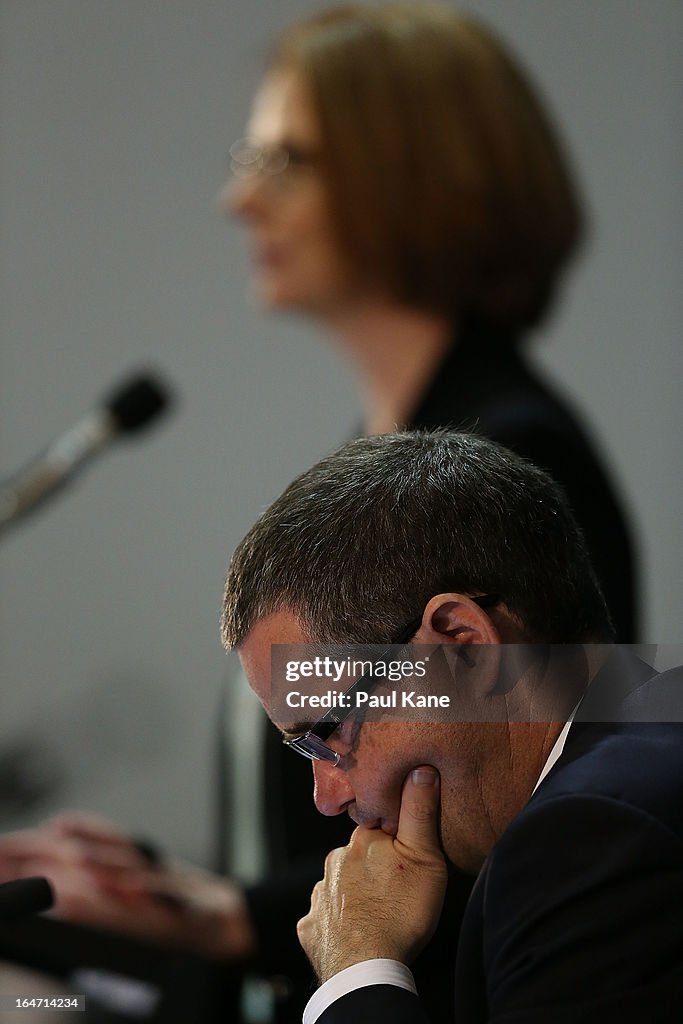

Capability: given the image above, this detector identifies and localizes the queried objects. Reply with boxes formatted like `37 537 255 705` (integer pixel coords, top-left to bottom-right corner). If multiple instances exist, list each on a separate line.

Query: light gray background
1 1 681 866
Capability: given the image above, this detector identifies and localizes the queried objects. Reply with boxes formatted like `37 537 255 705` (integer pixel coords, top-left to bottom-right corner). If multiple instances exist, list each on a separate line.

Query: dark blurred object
130 840 163 868
104 375 170 435
0 738 65 818
0 917 239 1024
0 370 173 536
0 878 53 922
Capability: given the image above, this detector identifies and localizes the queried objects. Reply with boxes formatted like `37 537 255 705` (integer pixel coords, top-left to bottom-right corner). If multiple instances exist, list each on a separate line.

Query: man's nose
312 759 355 816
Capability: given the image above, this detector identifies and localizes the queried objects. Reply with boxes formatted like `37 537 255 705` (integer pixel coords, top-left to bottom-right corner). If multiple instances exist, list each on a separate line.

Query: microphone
0 372 172 534
0 877 54 922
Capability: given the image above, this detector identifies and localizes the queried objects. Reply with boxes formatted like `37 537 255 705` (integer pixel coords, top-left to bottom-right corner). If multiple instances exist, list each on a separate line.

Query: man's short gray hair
222 431 612 648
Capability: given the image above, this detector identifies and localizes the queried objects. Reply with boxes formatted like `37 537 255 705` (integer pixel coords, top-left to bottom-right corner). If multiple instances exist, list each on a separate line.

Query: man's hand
0 813 257 960
297 766 447 983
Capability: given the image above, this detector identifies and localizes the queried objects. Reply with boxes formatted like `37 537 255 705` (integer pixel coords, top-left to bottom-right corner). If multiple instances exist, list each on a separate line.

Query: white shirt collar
531 702 580 795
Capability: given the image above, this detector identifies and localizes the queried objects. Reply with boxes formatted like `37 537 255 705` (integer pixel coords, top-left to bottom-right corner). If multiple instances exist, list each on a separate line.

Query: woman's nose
217 174 265 220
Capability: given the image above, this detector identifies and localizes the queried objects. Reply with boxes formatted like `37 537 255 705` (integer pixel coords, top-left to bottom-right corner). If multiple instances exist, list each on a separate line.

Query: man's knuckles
296 914 312 945
323 844 347 874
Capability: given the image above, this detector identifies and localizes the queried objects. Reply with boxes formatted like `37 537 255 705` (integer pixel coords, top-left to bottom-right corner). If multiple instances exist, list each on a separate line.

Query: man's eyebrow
279 722 311 740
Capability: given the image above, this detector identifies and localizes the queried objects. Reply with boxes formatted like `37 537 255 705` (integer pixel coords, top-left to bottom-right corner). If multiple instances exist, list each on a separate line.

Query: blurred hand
0 812 256 960
297 766 447 983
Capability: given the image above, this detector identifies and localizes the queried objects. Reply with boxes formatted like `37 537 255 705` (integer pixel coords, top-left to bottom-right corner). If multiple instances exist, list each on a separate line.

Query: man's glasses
229 137 319 186
283 594 500 768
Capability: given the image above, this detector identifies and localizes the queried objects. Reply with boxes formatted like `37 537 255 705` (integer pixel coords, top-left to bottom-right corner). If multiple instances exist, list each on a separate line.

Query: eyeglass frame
282 593 501 767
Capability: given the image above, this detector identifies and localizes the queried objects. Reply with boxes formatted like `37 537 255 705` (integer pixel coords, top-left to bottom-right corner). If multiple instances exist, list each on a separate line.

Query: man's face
238 608 511 874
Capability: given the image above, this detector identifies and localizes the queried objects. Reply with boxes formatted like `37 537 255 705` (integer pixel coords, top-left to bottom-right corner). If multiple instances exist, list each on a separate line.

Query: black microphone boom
0 372 172 535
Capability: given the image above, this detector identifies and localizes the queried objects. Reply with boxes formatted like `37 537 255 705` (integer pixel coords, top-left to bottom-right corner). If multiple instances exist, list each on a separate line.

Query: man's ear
415 593 502 698
416 593 501 646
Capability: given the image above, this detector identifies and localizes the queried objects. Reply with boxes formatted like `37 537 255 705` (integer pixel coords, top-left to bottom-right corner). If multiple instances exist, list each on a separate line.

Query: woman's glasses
229 137 320 187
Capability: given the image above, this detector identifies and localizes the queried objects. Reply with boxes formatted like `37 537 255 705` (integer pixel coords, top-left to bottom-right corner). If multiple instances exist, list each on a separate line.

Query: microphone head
0 877 54 920
105 373 172 434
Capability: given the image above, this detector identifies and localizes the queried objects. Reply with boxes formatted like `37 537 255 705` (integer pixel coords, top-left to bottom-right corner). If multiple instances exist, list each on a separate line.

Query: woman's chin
251 282 323 318
249 271 350 319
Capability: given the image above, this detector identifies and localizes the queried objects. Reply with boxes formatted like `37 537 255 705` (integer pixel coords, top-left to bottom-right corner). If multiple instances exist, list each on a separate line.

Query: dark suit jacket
409 318 637 643
316 658 683 1024
246 321 639 1019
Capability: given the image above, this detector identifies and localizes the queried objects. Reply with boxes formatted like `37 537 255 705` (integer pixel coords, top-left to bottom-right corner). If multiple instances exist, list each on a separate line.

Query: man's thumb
396 766 441 853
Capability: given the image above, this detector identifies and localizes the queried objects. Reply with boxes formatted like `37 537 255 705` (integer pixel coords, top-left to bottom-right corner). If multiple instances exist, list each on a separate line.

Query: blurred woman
226 3 637 641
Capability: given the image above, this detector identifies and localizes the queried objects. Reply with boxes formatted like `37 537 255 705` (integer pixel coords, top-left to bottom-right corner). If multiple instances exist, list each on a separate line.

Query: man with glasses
223 431 683 1024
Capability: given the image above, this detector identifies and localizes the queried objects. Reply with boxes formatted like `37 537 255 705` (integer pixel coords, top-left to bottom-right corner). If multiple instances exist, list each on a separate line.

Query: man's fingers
395 765 441 855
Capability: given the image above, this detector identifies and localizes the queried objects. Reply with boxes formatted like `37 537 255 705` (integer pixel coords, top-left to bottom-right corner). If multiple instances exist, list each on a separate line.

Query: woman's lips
253 245 285 268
